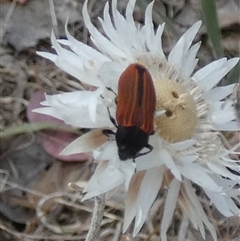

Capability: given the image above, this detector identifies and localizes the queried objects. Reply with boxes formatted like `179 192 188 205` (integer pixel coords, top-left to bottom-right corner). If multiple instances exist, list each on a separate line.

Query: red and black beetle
104 63 156 161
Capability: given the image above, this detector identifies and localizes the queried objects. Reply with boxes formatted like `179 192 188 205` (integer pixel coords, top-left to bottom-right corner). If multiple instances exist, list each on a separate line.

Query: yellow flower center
154 79 197 143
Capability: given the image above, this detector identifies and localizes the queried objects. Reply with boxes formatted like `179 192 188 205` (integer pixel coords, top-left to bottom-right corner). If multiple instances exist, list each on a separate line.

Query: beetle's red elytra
116 63 156 135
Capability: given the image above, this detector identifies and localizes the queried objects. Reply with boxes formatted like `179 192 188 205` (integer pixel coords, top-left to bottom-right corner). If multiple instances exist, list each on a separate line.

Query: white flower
35 0 240 240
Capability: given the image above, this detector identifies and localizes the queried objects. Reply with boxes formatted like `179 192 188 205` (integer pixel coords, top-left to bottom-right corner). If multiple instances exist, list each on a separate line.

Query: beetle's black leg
106 87 118 104
136 144 153 158
106 87 117 97
100 87 117 101
102 106 118 139
106 107 118 128
102 129 115 136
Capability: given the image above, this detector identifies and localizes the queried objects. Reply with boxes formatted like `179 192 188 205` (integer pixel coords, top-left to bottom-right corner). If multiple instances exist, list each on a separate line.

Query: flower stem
85 194 105 241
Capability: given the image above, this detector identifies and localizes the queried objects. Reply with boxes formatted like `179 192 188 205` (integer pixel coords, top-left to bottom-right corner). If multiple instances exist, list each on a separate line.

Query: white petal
83 0 126 59
168 21 201 71
184 180 217 241
52 32 103 87
171 139 197 150
37 51 57 62
204 84 235 102
160 179 181 241
123 171 144 233
193 58 239 91
179 163 222 192
152 23 165 56
98 61 128 91
205 190 239 217
133 167 164 235
179 155 198 164
125 0 144 51
213 121 239 131
60 129 108 155
93 141 118 161
124 161 137 189
99 3 131 55
34 91 112 128
83 160 108 192
64 22 109 64
83 160 131 200
211 101 236 124
219 158 240 172
160 149 182 181
126 0 137 28
207 162 239 181
111 0 135 54
181 42 200 77
179 192 203 231
136 136 164 171
142 2 155 52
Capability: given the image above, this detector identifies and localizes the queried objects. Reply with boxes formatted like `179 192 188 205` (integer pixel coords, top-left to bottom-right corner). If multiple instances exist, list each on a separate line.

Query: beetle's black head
116 125 149 161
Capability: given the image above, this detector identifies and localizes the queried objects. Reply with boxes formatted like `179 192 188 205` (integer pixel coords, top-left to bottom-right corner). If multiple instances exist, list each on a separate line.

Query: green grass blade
201 0 224 58
227 62 240 84
0 122 78 138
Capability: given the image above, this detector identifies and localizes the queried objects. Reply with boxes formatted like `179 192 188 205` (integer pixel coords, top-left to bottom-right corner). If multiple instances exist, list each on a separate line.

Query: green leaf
201 0 224 58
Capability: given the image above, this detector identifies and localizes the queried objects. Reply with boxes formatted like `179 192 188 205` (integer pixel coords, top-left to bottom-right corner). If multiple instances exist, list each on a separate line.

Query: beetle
104 63 156 161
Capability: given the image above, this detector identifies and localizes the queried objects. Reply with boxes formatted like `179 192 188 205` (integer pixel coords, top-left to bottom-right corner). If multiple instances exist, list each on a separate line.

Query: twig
1 0 17 42
178 214 189 241
112 222 123 241
48 0 58 38
36 192 83 234
0 221 86 240
85 194 105 241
